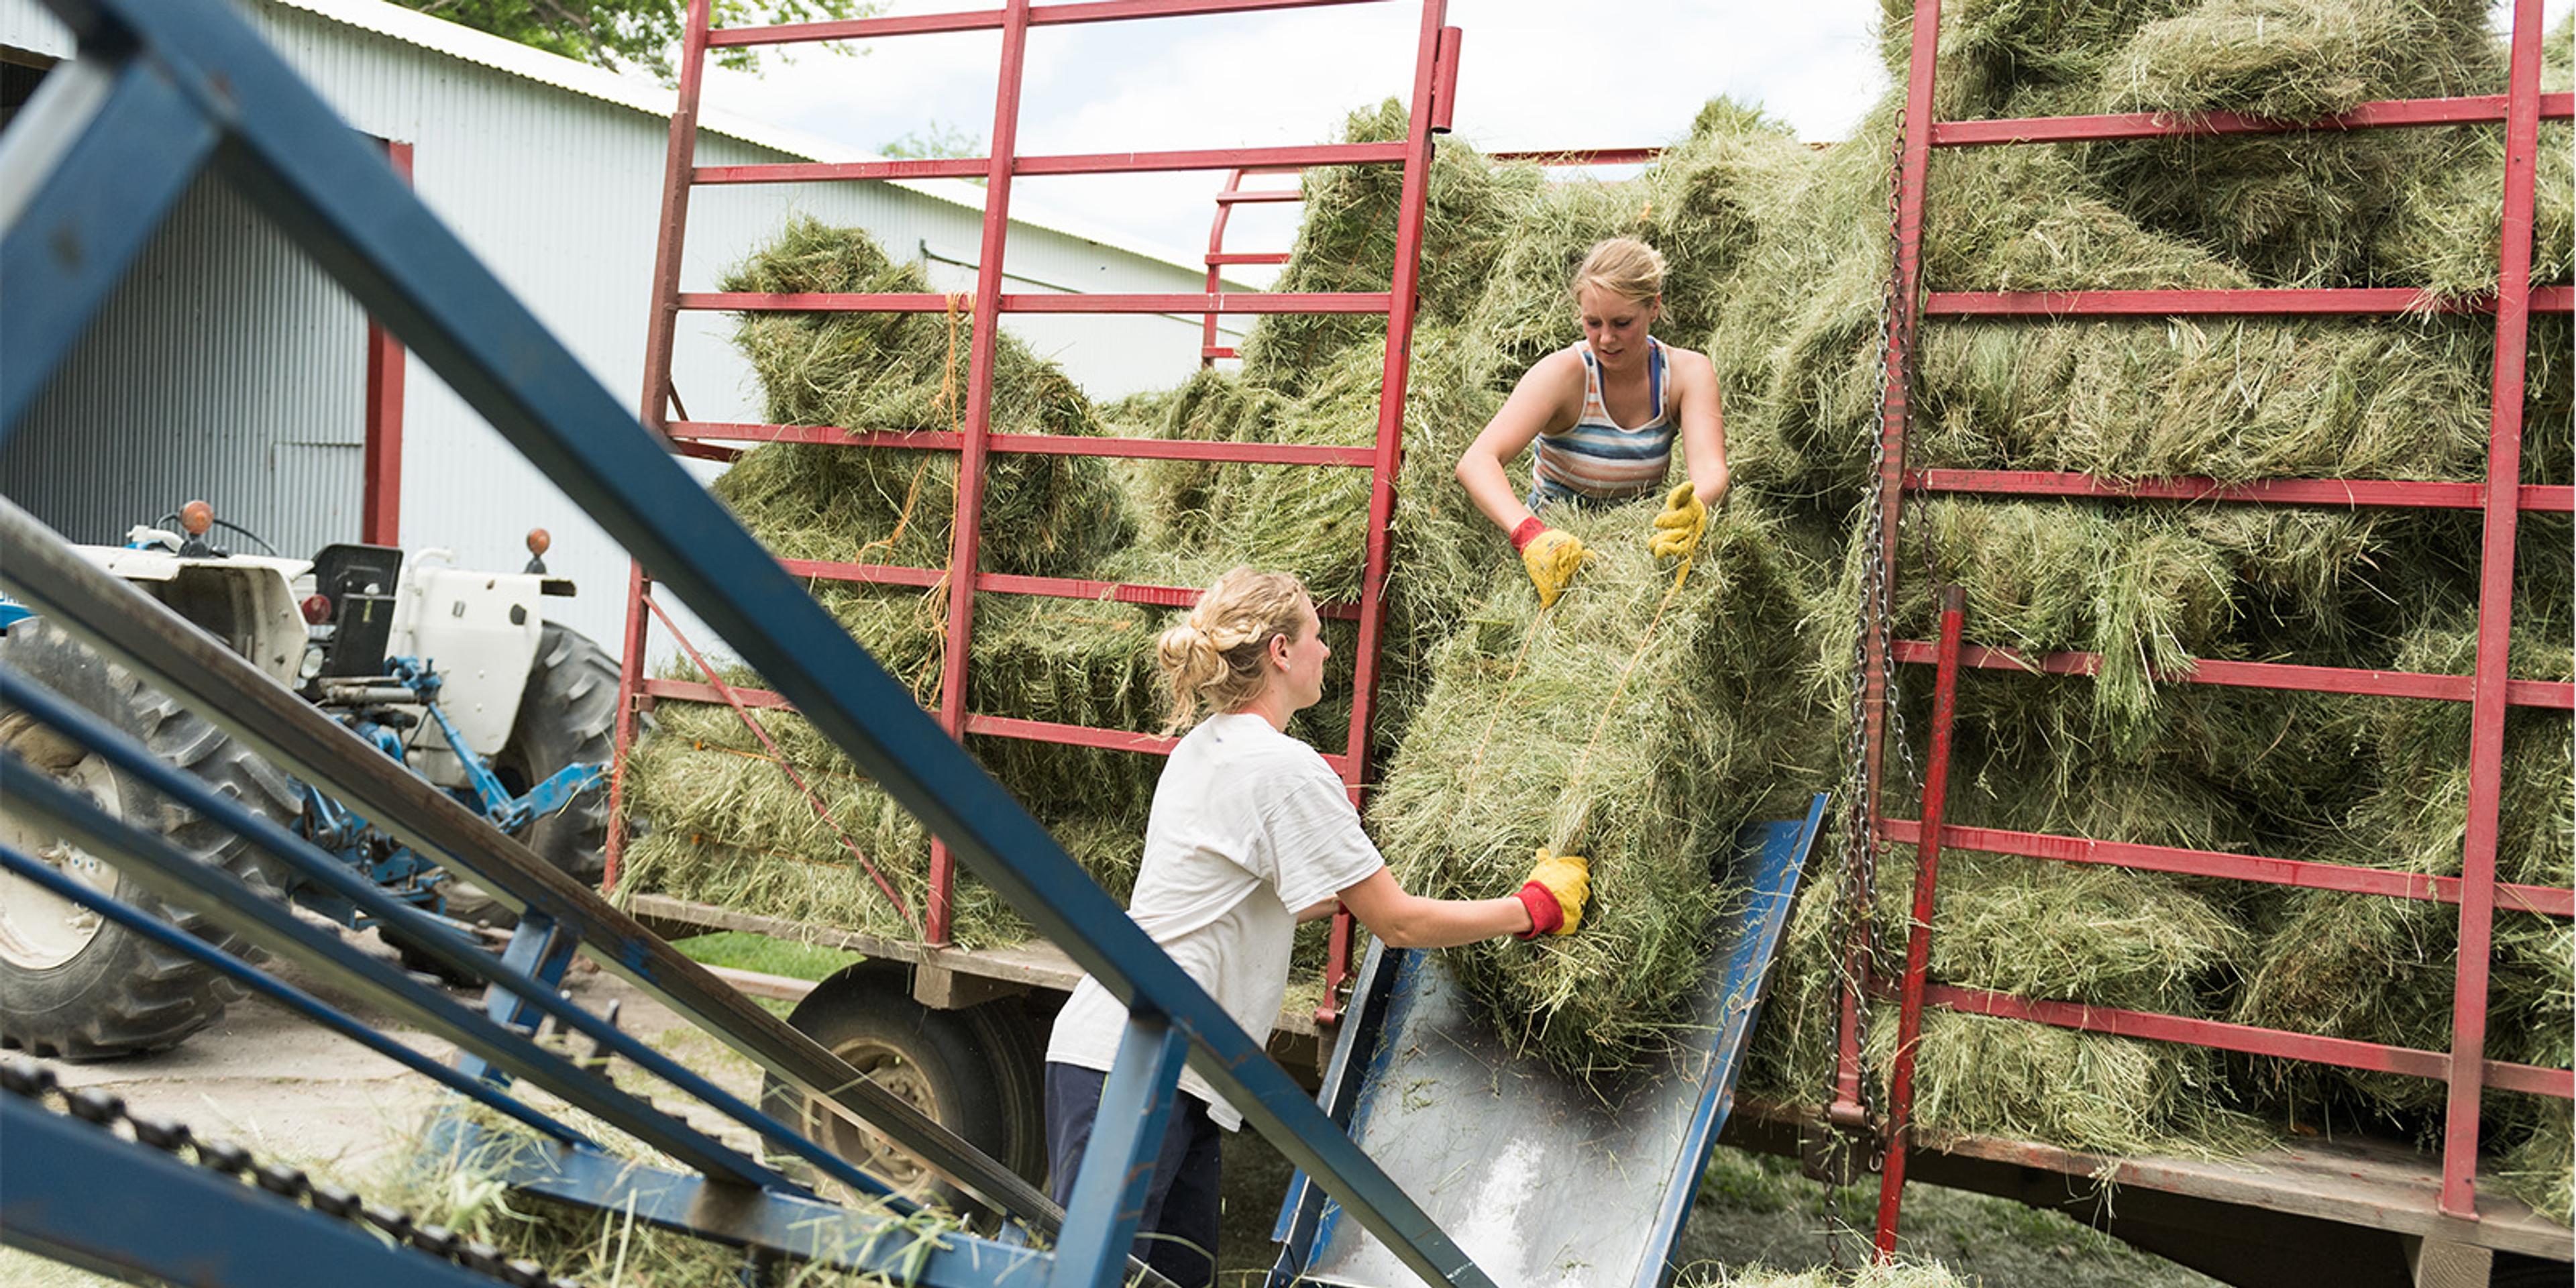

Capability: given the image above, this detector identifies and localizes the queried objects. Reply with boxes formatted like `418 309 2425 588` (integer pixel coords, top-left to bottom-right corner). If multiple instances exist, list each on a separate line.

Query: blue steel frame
1267 796 1828 1287
2 1095 496 1288
0 1 1500 1284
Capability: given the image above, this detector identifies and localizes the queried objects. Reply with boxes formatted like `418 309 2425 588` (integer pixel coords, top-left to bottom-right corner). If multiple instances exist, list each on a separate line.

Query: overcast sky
694 0 2569 271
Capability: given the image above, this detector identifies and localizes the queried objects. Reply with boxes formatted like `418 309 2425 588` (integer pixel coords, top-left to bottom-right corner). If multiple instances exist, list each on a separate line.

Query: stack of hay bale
616 221 1166 947
614 0 2571 1222
1722 0 2573 1220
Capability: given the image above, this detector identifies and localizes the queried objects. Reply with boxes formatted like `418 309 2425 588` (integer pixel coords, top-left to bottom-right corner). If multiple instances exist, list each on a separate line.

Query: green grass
672 930 865 983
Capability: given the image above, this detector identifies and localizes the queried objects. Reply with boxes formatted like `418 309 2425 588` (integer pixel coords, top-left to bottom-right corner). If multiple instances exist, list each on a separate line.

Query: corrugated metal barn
0 0 1241 655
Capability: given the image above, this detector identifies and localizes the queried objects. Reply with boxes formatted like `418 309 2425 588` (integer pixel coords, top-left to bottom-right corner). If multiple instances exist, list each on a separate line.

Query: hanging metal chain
1 1057 583 1288
1821 109 1924 1180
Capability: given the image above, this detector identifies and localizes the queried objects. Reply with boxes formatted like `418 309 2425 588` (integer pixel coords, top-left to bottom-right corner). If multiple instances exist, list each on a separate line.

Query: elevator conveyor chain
0 1056 581 1288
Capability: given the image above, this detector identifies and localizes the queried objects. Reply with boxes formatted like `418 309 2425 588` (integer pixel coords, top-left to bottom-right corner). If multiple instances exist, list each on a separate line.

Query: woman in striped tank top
1456 237 1729 608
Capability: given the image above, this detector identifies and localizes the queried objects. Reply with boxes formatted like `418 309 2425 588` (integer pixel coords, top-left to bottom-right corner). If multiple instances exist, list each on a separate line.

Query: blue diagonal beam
0 665 910 1207
0 53 217 431
0 494 1053 1230
1050 1017 1190 1288
0 748 792 1192
0 841 590 1152
20 1 1489 1277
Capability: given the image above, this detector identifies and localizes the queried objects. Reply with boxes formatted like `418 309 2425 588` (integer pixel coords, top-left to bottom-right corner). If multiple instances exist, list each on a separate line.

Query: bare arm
1669 347 1729 506
1335 867 1531 949
1455 350 1584 535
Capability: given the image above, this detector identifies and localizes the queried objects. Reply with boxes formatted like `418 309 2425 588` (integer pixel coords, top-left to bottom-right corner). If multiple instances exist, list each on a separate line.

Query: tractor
0 501 619 1059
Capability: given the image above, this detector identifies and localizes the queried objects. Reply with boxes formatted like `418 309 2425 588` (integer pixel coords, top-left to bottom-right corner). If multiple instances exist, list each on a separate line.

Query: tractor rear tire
758 963 1049 1218
492 622 621 886
0 621 299 1059
438 623 623 928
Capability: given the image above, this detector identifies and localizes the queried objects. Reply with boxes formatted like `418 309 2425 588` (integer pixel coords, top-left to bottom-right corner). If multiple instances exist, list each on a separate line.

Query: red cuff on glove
1513 880 1564 939
1509 516 1548 553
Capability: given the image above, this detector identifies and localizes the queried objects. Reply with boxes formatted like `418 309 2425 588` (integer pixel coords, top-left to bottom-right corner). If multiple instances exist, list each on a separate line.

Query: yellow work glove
1519 527 1592 610
1649 482 1707 564
1513 847 1591 938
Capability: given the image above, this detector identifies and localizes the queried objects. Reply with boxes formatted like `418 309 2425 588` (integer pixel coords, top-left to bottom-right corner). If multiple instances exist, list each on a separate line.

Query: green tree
393 0 879 80
878 119 983 160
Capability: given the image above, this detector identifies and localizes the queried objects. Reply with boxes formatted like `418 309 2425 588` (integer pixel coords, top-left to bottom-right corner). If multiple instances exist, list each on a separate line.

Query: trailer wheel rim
0 749 123 971
805 1037 941 1194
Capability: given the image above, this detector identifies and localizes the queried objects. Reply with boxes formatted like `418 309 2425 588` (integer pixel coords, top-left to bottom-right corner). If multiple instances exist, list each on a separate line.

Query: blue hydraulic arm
0 0 1500 1283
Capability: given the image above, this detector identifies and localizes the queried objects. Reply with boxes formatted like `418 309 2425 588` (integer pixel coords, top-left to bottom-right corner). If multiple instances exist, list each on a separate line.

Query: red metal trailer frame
1195 146 1666 366
606 0 1464 1022
1849 0 2576 1256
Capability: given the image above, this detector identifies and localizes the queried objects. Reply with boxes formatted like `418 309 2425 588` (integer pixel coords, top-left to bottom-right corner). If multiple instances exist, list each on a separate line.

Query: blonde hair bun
1156 567 1309 732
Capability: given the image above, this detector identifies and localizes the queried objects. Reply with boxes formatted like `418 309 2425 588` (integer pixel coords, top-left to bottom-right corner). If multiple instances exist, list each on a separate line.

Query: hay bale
2082 0 2499 286
1690 1262 1971 1288
1370 502 1831 1079
2373 14 2576 305
718 217 1134 576
1235 101 1541 388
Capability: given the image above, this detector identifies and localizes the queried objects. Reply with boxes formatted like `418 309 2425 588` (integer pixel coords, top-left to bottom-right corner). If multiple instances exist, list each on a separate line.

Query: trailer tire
759 962 1048 1214
0 621 297 1060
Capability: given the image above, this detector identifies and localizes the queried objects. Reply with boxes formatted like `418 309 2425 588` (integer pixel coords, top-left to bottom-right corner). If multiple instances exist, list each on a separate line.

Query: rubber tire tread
492 622 621 885
757 962 1044 1215
0 620 299 1060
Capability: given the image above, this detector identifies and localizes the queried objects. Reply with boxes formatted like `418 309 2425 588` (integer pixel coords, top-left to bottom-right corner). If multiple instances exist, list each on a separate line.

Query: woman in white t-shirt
1042 567 1591 1287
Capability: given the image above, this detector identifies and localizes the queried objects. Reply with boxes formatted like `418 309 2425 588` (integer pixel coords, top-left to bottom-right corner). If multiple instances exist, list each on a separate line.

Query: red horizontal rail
766 556 1364 621
695 142 1409 186
977 571 1362 620
776 557 943 588
708 0 1380 47
667 421 1373 467
1214 188 1303 205
639 684 1356 774
963 713 1356 775
1890 639 2576 709
1207 252 1292 266
645 677 795 710
1882 818 2575 917
963 712 1177 756
1487 146 1666 165
675 290 1389 315
1911 981 2574 1099
1911 469 2576 513
1925 285 2575 317
1931 91 2576 146
1202 346 1240 359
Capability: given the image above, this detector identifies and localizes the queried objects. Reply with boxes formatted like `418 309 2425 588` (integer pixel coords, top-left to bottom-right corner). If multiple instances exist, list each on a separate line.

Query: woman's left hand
1648 482 1707 564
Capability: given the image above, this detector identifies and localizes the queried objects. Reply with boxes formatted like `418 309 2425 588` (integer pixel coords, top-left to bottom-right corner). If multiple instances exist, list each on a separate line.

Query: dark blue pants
1044 1061 1222 1288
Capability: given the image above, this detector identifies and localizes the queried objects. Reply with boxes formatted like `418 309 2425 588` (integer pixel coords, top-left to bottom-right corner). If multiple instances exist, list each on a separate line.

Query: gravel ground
3 949 2217 1288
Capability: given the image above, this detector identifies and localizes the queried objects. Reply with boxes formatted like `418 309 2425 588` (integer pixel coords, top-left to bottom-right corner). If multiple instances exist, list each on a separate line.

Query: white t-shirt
1044 712 1385 1130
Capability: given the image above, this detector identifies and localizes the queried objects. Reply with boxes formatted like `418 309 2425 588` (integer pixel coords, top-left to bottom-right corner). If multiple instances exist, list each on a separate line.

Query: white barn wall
1 0 1244 660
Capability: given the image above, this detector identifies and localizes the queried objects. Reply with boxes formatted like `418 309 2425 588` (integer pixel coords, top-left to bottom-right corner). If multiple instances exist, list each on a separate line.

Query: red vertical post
2438 0 2544 1220
607 0 711 890
1833 0 1944 1146
361 140 413 547
1875 584 1965 1257
1316 0 1449 1022
1203 167 1243 368
925 0 1036 948
637 0 712 433
602 565 654 891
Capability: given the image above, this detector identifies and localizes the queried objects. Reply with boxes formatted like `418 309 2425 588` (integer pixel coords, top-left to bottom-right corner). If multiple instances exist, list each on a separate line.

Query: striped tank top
1531 338 1675 508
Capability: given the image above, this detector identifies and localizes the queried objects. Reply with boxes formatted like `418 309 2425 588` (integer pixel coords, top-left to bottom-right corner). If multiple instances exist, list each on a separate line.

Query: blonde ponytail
1157 568 1309 732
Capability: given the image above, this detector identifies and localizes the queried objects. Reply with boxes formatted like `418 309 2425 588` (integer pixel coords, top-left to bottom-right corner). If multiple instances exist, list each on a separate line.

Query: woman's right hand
1519 527 1592 609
